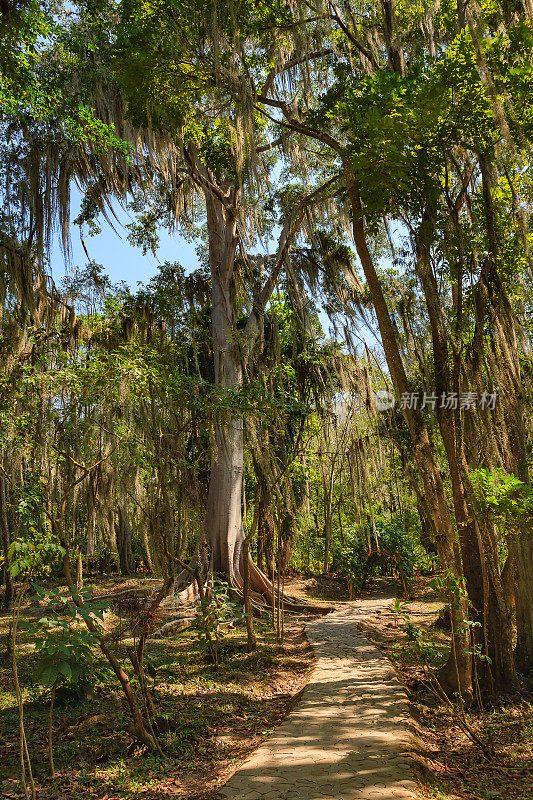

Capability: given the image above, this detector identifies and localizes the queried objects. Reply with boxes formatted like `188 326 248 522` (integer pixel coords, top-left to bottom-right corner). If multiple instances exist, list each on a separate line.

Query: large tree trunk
200 178 332 611
202 189 299 606
203 190 246 581
204 315 274 600
206 412 245 580
344 167 472 694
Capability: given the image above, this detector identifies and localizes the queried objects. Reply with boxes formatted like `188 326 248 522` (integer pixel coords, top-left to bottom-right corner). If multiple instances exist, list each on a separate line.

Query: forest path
214 591 420 800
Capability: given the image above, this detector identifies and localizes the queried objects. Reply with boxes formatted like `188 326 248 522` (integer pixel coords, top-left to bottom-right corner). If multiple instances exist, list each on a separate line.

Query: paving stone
213 602 420 800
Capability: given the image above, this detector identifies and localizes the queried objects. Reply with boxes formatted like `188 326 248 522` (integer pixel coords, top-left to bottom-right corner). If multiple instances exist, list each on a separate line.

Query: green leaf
40 666 59 687
58 662 72 680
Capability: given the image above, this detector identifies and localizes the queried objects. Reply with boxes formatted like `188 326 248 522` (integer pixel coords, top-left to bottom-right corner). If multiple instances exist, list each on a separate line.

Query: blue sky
50 188 376 346
51 189 199 290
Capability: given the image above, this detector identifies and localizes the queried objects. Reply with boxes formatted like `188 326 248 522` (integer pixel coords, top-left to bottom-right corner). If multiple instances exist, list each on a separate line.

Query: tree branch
255 102 343 153
183 147 234 211
261 49 334 97
242 175 340 354
326 1 378 68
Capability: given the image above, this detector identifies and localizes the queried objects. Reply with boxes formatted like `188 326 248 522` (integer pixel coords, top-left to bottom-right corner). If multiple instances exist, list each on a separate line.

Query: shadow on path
213 595 420 800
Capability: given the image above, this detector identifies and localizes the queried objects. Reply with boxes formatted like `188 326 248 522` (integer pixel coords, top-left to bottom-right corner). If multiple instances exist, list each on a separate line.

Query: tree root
149 616 195 638
147 586 330 640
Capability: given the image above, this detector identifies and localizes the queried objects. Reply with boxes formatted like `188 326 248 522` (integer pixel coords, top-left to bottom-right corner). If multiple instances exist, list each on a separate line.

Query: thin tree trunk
381 0 406 75
75 552 83 593
243 537 257 652
86 471 97 557
251 449 275 578
415 213 517 690
322 470 334 574
142 525 155 574
86 508 96 557
0 472 14 609
48 687 56 778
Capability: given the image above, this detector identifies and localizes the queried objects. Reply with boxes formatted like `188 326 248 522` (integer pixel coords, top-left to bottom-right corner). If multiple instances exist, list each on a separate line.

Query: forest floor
0 578 313 799
285 572 533 800
0 574 532 799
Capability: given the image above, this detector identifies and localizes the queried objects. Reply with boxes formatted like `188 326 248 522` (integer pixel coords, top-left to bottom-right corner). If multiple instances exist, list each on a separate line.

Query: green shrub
334 515 419 595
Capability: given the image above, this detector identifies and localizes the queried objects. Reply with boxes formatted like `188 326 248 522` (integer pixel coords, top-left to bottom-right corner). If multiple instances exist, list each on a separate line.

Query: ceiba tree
36 0 341 601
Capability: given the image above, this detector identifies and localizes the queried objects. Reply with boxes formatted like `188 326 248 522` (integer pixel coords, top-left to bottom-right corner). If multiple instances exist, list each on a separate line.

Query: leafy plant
8 538 65 579
470 468 533 534
394 597 443 666
34 621 99 691
194 578 246 666
335 533 368 597
335 517 418 597
26 585 111 691
393 591 494 760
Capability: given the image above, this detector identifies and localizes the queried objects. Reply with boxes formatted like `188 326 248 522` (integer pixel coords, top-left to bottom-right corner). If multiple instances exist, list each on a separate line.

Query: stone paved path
214 599 419 800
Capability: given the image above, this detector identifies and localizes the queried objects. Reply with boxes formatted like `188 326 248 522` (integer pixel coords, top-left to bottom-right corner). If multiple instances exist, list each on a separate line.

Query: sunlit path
215 603 419 800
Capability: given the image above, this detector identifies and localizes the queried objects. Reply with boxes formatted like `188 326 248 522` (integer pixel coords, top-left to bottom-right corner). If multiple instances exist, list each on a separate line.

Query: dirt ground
1 574 532 800
0 581 313 800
